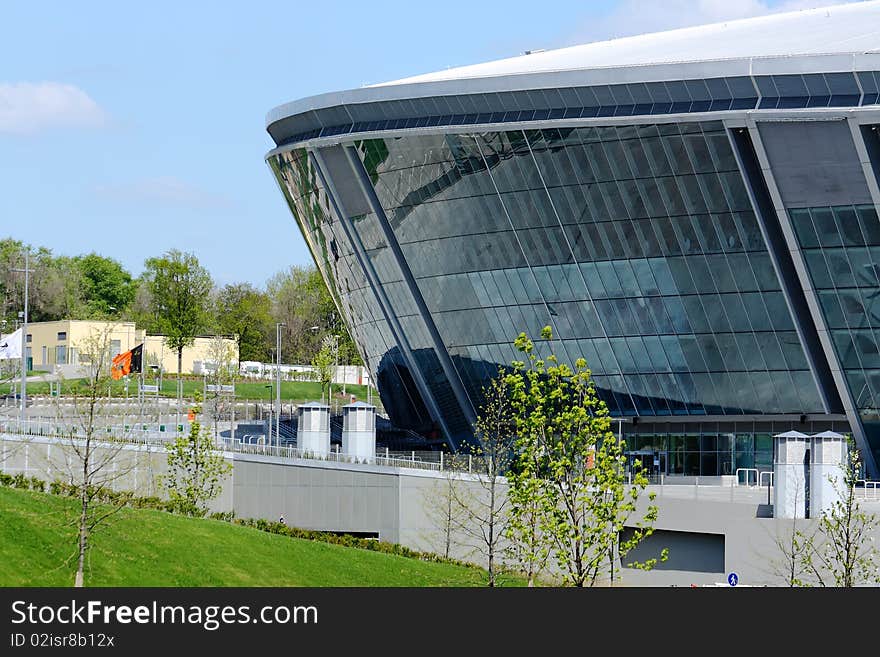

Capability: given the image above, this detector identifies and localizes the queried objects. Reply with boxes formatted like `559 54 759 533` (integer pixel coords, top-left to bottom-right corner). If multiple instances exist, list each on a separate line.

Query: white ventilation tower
810 430 848 517
342 401 376 462
773 430 810 519
297 401 330 456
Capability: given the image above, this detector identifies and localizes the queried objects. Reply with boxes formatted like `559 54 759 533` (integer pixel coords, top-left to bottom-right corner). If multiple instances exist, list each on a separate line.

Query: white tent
0 328 22 360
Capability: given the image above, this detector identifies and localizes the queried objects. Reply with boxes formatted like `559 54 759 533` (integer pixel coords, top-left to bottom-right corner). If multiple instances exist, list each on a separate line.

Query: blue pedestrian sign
727 572 738 587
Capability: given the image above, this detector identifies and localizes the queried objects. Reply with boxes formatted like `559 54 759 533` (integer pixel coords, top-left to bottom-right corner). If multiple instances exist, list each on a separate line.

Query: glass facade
790 204 880 465
268 81 880 475
352 122 823 428
269 150 440 436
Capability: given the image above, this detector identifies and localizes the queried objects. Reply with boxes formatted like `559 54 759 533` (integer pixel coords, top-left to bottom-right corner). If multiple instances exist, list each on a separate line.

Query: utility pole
11 249 31 425
276 322 285 451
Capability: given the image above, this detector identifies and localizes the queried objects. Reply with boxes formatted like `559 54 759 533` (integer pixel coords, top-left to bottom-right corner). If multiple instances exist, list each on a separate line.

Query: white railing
759 471 774 488
735 468 759 486
857 480 879 501
227 440 444 472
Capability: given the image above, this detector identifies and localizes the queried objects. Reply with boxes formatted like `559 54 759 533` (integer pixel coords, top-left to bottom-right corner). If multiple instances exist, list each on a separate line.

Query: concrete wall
4 434 879 586
232 456 399 541
0 435 233 514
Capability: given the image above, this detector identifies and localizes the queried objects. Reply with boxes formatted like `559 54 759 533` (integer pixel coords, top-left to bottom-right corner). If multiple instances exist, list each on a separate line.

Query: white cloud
567 0 856 44
0 82 106 135
94 177 235 211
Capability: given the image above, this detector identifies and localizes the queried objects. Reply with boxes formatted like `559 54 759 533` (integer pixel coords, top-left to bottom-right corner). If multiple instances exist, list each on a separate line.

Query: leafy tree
74 253 135 318
505 448 552 587
141 249 213 381
162 391 232 516
215 283 273 365
505 326 664 587
803 446 880 587
267 265 361 366
0 240 71 324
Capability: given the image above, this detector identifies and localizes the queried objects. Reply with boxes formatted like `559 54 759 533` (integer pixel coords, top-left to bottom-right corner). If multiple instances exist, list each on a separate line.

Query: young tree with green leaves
458 370 517 586
803 446 880 587
162 391 232 517
505 326 665 587
51 328 144 587
504 449 552 587
141 250 213 412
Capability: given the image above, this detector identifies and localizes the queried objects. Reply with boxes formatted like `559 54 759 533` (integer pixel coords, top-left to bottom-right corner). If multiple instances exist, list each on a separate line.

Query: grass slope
0 487 517 587
11 379 371 404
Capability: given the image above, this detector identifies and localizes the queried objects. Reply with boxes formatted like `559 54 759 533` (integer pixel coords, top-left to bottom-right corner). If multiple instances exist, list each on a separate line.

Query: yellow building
25 320 237 376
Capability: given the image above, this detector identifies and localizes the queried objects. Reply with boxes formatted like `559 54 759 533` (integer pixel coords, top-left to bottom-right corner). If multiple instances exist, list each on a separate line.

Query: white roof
375 1 880 87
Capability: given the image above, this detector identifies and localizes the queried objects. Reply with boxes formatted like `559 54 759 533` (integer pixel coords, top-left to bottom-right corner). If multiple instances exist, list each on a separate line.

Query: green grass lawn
0 486 520 587
9 378 373 405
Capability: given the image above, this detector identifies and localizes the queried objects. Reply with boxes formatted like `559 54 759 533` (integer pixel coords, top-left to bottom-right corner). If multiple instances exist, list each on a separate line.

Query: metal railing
0 417 183 445
227 440 445 472
857 480 880 501
735 468 759 486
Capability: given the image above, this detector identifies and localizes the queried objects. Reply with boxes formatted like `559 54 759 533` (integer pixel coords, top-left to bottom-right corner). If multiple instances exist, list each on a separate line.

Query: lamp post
331 334 340 408
309 325 320 401
11 249 30 425
264 383 272 451
275 322 285 452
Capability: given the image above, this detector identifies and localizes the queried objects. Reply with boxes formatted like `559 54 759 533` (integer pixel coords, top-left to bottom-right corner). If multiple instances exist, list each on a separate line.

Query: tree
505 326 664 587
205 335 237 442
419 466 472 561
141 249 213 391
765 472 817 586
74 253 135 318
162 391 232 516
215 283 273 366
267 265 361 366
50 328 144 587
457 370 516 586
803 446 880 587
505 450 552 587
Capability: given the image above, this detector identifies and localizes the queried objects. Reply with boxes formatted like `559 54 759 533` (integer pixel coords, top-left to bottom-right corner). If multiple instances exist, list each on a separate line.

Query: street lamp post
331 334 340 409
276 322 285 452
11 250 30 425
264 383 272 451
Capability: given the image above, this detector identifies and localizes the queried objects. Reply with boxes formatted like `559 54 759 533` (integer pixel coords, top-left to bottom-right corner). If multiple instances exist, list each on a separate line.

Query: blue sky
0 0 849 288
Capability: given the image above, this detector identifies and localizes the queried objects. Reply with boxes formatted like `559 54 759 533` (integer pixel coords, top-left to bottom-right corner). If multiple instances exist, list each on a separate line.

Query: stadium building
265 2 880 479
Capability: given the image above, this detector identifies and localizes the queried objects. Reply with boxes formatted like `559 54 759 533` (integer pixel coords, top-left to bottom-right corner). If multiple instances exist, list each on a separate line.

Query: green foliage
803 446 880 587
504 326 664 586
74 253 135 318
465 370 517 586
267 265 361 366
161 391 232 516
141 249 213 369
215 283 273 363
0 472 47 492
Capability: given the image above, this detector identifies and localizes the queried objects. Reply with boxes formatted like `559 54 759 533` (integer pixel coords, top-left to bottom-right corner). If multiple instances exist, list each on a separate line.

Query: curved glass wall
348 121 823 428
